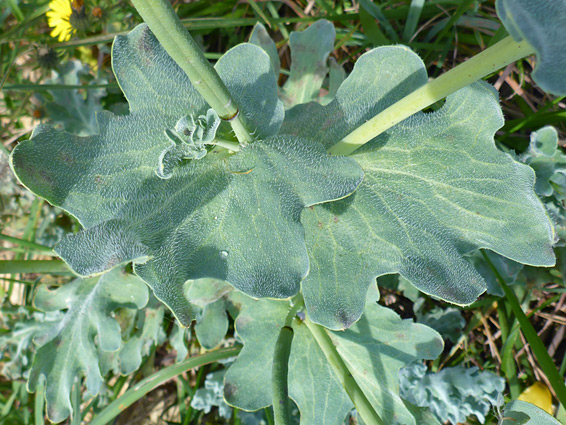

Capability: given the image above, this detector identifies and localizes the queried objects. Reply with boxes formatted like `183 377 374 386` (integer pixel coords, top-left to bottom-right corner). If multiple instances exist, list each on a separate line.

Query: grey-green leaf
224 294 443 425
522 126 566 198
43 60 105 136
119 301 165 374
282 45 555 330
215 43 284 138
399 363 505 424
496 0 566 95
502 400 561 425
249 23 280 79
195 298 229 350
27 268 148 423
10 24 363 326
281 20 335 108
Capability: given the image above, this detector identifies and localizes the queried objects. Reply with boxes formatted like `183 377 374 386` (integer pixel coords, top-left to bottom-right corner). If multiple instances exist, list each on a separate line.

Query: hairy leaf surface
11 24 363 326
496 0 566 95
224 292 443 425
282 46 555 329
27 268 148 422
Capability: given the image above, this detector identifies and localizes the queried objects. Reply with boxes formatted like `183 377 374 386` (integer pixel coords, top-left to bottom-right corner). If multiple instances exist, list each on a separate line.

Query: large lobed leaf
11 24 363 326
224 289 443 425
496 0 566 95
27 268 148 422
281 45 555 330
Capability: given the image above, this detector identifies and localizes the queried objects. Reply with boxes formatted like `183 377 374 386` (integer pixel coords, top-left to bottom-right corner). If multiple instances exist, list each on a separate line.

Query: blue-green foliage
191 370 233 419
39 60 106 136
414 300 465 343
399 363 505 424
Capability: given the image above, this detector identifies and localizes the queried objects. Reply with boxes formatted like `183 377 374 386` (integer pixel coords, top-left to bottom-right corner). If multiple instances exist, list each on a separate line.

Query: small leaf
399 363 505 424
119 300 166 375
502 400 561 425
170 322 189 362
0 310 62 379
281 20 336 108
195 298 229 350
320 57 346 106
27 268 148 423
42 60 106 136
191 370 233 419
521 126 566 198
496 0 566 95
249 23 280 78
414 301 466 343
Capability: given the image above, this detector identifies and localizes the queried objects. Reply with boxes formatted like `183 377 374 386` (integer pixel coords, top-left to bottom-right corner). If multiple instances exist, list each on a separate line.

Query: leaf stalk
304 314 384 425
329 36 535 156
271 295 304 424
130 0 253 145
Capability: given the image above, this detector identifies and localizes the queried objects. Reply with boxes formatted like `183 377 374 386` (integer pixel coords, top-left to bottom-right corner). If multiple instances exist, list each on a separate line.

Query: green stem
130 0 252 145
0 260 70 274
0 234 54 253
34 380 45 425
271 296 304 424
304 315 384 425
482 251 566 408
71 381 81 425
90 346 241 425
272 326 294 425
214 139 241 152
328 36 535 156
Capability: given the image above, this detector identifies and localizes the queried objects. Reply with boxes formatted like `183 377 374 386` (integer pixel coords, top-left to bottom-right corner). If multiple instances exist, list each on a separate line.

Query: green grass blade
89 346 241 425
0 234 54 253
247 0 272 28
402 0 425 42
0 260 70 274
358 0 399 42
482 251 566 409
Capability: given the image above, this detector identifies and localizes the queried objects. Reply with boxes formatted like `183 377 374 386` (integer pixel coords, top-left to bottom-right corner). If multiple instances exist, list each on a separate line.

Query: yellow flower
46 0 74 42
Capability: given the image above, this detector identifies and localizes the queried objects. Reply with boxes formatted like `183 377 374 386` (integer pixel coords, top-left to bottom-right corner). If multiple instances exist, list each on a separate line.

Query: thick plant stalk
272 326 294 425
89 347 241 425
304 315 384 425
271 297 304 424
130 0 252 145
482 251 566 409
329 36 535 156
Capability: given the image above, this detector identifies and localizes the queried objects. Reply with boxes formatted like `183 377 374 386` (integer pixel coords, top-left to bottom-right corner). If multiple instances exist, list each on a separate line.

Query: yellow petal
517 382 554 415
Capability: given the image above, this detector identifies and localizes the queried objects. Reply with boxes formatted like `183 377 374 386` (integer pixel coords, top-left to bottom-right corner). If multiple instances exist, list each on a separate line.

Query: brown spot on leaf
224 382 237 399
